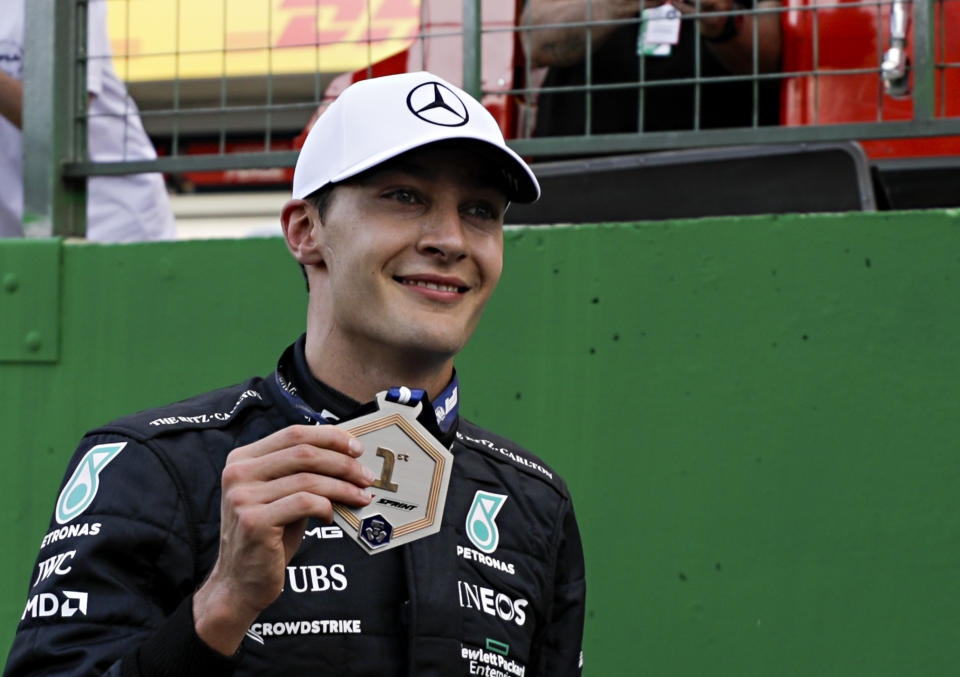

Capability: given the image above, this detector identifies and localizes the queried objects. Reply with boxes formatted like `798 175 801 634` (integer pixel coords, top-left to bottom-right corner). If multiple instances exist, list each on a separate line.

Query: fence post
462 0 482 99
911 0 935 121
22 0 87 238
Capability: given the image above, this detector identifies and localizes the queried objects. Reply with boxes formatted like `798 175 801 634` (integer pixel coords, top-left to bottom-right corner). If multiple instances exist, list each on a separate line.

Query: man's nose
417 202 468 261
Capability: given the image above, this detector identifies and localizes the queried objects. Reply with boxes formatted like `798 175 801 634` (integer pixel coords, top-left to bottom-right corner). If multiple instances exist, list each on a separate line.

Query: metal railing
509 0 960 156
20 0 960 236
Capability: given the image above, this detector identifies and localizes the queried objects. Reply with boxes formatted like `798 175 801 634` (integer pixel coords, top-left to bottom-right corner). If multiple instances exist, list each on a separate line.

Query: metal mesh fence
509 0 960 157
70 0 443 177
18 0 960 235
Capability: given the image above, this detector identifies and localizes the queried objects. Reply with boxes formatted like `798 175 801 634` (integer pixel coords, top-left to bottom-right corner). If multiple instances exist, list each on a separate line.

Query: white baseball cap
292 71 540 203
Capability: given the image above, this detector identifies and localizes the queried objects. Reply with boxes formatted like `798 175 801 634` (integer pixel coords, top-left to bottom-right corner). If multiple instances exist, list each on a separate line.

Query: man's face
310 143 508 365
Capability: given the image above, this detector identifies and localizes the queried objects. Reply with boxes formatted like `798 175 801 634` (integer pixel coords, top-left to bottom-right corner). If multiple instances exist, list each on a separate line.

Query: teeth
402 279 460 293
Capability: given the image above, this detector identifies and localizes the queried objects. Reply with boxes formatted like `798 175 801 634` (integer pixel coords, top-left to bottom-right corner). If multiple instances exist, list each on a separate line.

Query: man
3 71 585 676
0 0 175 240
522 0 782 136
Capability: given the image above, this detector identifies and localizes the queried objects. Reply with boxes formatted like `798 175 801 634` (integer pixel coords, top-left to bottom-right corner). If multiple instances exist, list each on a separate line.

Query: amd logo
21 591 88 620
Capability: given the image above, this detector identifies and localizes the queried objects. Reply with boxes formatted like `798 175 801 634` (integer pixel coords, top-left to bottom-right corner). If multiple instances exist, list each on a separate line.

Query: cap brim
329 134 540 204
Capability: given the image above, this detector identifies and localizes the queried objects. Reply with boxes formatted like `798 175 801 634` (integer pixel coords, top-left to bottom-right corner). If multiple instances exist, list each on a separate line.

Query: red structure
781 0 960 159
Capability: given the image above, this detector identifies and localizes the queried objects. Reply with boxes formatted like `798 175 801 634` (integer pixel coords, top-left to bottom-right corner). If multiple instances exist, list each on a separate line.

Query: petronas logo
466 490 507 553
55 442 126 524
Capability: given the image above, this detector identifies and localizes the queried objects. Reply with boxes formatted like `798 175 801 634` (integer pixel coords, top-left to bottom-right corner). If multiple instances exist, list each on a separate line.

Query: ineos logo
406 82 469 127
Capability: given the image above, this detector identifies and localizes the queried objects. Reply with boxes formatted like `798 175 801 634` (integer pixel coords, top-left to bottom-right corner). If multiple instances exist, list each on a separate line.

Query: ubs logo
286 564 348 593
406 82 469 127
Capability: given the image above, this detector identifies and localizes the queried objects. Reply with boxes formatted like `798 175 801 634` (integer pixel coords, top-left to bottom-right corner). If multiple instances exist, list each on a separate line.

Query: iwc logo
406 81 469 127
466 491 507 553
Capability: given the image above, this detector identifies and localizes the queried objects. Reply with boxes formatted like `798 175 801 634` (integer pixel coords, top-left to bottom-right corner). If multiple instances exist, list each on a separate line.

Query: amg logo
21 591 88 620
303 525 343 540
33 551 76 587
377 498 417 511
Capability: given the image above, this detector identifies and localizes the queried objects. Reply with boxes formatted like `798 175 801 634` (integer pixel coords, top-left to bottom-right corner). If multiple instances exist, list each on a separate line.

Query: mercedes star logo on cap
406 82 469 127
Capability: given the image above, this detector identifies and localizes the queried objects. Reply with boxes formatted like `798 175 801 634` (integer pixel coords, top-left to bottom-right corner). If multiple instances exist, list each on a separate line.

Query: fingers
204 425 373 635
221 424 375 527
229 442 374 486
252 490 361 530
228 424 362 462
226 468 374 513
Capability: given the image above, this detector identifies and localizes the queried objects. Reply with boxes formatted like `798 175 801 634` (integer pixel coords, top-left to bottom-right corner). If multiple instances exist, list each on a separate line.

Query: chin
395 328 468 361
390 312 476 353
411 336 466 359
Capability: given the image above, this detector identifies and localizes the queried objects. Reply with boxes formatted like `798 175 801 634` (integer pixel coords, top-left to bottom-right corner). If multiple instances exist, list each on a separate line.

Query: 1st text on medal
371 446 409 493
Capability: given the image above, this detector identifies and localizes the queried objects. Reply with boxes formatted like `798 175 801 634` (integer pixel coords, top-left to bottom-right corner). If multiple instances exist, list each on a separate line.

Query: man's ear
281 199 324 265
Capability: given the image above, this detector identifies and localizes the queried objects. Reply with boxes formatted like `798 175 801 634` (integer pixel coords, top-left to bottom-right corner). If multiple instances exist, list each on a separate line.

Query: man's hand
193 425 375 655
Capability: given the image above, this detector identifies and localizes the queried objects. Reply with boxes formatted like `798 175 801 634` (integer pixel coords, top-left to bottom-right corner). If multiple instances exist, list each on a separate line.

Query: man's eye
387 189 418 204
465 203 498 220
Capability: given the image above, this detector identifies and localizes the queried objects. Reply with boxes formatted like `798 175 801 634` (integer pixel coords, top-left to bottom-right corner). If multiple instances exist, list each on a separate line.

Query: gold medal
333 392 453 553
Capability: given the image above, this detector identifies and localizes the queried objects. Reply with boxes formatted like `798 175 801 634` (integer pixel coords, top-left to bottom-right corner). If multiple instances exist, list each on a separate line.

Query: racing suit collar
274 335 460 447
289 334 363 423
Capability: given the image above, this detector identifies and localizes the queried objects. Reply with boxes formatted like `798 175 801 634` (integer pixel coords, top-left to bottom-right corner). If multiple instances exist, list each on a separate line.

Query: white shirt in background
0 0 176 241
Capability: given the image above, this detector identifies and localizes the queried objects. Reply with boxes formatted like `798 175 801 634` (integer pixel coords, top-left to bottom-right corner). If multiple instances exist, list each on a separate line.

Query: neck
303 320 455 404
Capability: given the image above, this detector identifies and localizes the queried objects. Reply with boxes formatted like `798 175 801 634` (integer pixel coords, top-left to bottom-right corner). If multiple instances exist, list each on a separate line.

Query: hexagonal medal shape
333 392 453 554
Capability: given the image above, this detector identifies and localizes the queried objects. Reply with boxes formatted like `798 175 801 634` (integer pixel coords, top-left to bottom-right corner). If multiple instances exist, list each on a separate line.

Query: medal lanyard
275 369 460 433
275 368 334 425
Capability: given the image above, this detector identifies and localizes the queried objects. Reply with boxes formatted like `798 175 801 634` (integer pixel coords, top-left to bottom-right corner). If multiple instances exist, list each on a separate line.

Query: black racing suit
3 337 585 676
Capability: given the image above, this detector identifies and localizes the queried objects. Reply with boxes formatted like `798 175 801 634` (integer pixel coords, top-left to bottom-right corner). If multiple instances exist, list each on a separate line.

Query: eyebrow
378 159 433 180
370 159 507 200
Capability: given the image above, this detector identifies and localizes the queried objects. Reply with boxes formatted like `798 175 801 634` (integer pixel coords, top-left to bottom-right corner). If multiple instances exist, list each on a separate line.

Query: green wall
2 210 959 673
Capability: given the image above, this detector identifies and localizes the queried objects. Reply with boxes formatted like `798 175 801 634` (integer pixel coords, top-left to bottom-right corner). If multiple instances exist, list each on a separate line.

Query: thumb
283 517 310 563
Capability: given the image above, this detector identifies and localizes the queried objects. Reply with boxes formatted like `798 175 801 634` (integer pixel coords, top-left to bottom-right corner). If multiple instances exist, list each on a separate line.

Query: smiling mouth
395 277 469 294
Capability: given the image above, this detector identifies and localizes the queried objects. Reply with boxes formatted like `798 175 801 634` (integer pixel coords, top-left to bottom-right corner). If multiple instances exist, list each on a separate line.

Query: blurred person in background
0 0 175 240
522 0 782 137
